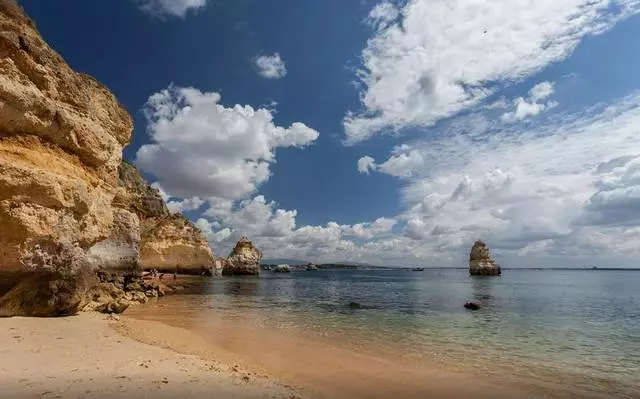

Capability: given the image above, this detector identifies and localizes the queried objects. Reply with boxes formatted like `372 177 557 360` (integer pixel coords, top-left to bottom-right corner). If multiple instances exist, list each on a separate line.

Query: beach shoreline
2 285 636 399
0 312 302 399
118 292 637 399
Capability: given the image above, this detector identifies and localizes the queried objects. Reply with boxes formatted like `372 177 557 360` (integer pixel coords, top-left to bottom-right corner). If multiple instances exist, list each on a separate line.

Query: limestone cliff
140 214 214 275
115 161 214 275
469 240 501 276
0 1 214 316
0 0 132 273
222 237 262 276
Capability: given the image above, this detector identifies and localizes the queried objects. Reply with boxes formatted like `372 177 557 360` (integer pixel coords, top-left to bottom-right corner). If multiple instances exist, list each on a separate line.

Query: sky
19 0 640 267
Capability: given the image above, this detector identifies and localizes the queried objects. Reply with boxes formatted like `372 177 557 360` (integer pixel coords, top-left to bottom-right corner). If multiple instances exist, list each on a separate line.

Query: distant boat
411 267 425 271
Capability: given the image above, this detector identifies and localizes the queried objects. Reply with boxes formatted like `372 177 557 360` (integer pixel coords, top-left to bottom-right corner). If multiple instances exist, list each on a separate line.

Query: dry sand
0 312 302 399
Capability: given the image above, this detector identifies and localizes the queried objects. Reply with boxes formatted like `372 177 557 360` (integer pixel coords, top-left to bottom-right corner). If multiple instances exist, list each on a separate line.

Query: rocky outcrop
140 215 214 275
0 2 214 316
222 237 262 276
469 240 501 276
114 161 214 275
0 0 132 273
80 271 184 314
114 160 169 220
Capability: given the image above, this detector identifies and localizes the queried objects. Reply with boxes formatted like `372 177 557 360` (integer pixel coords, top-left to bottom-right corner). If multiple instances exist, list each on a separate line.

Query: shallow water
129 269 640 397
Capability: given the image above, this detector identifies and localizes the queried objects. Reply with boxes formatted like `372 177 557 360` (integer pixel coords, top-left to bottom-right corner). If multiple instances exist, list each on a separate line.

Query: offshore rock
469 240 501 276
222 237 262 276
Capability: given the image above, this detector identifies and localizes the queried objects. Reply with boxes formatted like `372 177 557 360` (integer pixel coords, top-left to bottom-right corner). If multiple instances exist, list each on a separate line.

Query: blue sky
20 0 640 267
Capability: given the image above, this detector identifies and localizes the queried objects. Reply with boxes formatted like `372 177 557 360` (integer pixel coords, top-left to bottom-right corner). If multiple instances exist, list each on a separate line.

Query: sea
127 269 640 397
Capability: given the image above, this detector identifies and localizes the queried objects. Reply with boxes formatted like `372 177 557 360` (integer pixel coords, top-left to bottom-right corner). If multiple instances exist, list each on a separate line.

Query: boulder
464 302 481 310
469 240 501 276
0 271 94 317
222 237 262 276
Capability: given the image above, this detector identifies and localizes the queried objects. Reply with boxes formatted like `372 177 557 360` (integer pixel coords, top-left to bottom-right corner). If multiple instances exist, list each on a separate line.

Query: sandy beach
0 312 302 399
2 300 635 399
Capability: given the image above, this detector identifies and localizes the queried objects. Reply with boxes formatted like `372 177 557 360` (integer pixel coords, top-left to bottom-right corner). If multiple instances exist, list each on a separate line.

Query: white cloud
254 53 287 79
166 196 205 214
363 91 640 264
344 0 640 143
357 156 376 174
580 156 640 226
136 0 207 18
377 145 424 177
367 1 399 30
501 81 558 123
191 194 399 263
171 92 640 267
135 85 318 200
342 217 397 239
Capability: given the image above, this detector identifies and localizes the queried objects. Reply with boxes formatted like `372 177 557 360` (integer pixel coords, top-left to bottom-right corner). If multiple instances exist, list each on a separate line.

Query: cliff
115 161 214 274
0 1 213 316
222 237 263 276
0 0 132 272
469 240 501 276
140 214 214 275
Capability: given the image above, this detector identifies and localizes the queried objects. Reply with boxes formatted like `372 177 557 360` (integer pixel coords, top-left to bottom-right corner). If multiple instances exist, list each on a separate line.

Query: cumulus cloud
344 0 640 143
357 156 376 174
192 195 398 262
367 1 399 30
166 196 205 214
362 91 640 264
176 92 640 267
377 145 424 177
501 81 558 123
580 156 640 226
136 0 207 18
254 53 287 79
135 85 319 200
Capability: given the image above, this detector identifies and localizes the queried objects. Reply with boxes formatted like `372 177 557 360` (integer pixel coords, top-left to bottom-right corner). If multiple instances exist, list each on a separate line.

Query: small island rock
222 237 263 276
469 240 501 276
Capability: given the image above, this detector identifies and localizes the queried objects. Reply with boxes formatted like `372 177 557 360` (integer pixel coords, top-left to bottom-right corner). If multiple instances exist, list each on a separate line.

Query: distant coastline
260 263 640 271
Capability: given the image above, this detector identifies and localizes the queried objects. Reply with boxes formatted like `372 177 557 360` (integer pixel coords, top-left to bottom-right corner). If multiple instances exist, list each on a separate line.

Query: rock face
0 2 214 316
115 161 214 275
469 240 501 276
139 214 215 275
222 237 262 276
0 0 132 273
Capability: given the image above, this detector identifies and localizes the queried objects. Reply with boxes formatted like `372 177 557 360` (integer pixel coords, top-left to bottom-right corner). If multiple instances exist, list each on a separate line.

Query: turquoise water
159 269 640 391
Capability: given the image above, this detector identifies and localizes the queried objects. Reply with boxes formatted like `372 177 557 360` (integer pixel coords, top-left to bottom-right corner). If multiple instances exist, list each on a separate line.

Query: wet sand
121 298 626 399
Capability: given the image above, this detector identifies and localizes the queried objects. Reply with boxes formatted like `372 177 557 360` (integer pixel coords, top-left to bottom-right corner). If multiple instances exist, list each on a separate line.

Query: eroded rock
140 215 214 275
469 240 501 276
222 237 262 276
0 1 215 316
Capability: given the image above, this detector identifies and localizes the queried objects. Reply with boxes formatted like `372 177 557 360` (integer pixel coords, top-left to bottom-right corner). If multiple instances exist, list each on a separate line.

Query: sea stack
222 237 263 276
469 240 501 276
